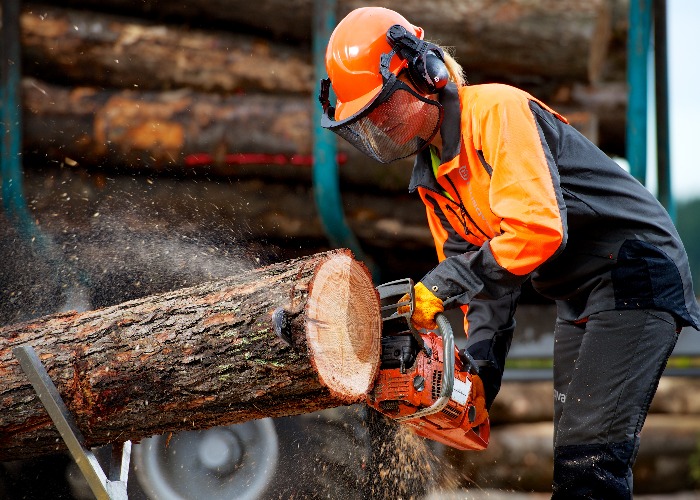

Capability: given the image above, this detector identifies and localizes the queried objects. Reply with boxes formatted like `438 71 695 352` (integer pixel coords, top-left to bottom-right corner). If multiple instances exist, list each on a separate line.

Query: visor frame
321 72 444 156
321 49 443 130
319 49 445 163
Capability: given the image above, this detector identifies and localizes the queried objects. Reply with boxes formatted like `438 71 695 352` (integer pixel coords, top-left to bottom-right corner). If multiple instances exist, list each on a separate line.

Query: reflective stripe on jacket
412 83 700 328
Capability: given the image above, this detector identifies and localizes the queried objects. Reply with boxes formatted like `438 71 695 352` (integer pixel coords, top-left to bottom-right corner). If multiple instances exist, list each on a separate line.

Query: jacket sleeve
463 291 519 409
422 88 567 307
423 194 520 409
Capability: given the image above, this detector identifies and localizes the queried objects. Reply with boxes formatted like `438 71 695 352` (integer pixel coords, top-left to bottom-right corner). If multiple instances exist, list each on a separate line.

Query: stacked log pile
20 0 627 180
13 0 631 271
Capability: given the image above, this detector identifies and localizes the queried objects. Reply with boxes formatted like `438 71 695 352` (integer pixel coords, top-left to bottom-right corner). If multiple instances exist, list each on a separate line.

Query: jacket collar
408 82 462 193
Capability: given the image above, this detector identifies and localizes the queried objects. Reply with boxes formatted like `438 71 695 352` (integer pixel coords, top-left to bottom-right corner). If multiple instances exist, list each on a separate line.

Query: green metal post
626 0 653 185
654 0 675 220
1 0 31 229
312 0 376 278
1 0 90 311
1 0 49 249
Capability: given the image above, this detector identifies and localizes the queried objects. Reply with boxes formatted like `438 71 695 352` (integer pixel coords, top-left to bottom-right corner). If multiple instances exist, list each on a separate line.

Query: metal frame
626 0 675 219
13 345 130 500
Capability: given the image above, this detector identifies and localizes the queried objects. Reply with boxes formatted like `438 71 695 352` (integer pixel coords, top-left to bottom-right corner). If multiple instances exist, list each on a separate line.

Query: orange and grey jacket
413 83 700 329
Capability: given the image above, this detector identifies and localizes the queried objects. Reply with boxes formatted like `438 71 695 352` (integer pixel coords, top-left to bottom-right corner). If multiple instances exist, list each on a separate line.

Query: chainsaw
366 278 490 451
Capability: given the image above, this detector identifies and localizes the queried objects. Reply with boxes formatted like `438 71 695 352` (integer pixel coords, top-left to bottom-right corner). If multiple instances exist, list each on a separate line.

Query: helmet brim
334 52 414 122
334 83 383 122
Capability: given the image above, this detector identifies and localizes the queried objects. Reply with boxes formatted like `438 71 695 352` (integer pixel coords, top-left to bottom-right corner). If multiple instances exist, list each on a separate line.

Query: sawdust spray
1 167 476 499
365 406 483 500
0 168 260 323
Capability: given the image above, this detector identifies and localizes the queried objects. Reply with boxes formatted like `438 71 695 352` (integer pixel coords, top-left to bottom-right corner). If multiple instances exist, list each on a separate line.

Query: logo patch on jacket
459 165 469 181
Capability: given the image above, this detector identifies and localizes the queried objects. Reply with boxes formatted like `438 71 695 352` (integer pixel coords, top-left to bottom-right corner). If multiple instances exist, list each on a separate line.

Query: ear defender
386 24 449 95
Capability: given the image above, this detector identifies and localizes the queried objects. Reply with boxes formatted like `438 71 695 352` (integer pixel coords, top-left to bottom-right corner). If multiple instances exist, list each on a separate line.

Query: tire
129 405 374 500
132 418 279 500
270 405 371 499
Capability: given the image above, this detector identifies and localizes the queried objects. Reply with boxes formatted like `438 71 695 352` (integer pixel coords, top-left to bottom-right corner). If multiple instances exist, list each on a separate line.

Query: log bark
28 0 613 83
0 249 381 461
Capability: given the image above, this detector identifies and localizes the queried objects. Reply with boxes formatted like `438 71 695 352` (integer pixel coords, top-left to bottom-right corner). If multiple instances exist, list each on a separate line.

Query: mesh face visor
320 54 444 164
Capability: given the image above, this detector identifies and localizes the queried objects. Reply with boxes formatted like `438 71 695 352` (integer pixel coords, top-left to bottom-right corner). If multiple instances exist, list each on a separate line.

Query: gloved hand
398 281 444 330
469 373 489 428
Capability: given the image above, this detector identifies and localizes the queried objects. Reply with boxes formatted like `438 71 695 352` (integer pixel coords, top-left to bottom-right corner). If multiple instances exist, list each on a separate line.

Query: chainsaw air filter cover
367 331 490 451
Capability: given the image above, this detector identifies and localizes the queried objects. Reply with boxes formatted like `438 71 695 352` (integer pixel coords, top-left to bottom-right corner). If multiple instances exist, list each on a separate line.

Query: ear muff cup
386 24 450 95
406 50 449 95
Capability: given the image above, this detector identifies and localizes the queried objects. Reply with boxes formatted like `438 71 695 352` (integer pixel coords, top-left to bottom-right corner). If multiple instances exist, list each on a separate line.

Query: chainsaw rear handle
394 312 454 422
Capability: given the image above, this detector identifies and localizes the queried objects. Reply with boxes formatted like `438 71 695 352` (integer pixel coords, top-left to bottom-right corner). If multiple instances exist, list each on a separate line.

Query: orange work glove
398 281 444 330
469 373 489 428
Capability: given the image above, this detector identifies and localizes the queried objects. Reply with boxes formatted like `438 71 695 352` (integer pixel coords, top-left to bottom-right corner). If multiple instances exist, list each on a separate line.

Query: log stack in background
27 0 613 83
20 0 628 181
14 0 631 288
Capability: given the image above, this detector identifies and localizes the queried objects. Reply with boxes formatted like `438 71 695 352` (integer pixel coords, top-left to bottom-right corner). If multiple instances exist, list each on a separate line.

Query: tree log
0 249 381 461
22 78 314 166
37 0 613 82
15 163 431 248
21 77 419 191
21 5 313 95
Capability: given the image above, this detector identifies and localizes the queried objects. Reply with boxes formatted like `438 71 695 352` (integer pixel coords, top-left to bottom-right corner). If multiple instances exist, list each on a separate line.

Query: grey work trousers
552 308 678 499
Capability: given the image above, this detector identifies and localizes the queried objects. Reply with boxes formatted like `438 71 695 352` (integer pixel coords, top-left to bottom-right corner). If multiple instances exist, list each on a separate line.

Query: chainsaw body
366 279 490 451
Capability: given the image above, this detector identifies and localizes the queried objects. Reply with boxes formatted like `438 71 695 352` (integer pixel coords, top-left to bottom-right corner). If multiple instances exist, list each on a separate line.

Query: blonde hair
438 46 467 87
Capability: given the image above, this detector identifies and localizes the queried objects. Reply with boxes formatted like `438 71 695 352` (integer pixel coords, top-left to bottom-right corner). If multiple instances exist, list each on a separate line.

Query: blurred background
1 0 699 498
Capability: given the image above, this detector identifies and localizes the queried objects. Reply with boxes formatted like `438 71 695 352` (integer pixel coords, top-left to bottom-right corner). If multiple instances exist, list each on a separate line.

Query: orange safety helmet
325 7 424 121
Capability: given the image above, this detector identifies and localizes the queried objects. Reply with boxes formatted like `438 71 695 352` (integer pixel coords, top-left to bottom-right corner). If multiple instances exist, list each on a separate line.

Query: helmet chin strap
318 78 333 115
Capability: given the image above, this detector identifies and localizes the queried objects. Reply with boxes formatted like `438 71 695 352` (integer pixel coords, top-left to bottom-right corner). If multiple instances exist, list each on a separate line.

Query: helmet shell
325 7 424 121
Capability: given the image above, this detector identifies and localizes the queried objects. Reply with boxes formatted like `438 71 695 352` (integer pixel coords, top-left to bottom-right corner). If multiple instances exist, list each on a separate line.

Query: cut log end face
305 254 381 402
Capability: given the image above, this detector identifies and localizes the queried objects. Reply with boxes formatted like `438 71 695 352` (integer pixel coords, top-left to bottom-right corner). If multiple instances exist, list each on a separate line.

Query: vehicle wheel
270 405 371 499
130 405 374 500
132 418 279 500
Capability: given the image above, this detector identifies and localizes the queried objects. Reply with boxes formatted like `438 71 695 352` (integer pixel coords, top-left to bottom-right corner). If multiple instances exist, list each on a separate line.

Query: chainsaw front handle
394 312 454 422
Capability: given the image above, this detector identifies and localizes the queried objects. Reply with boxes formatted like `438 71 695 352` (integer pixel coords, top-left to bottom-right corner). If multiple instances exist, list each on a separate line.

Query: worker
319 6 700 499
